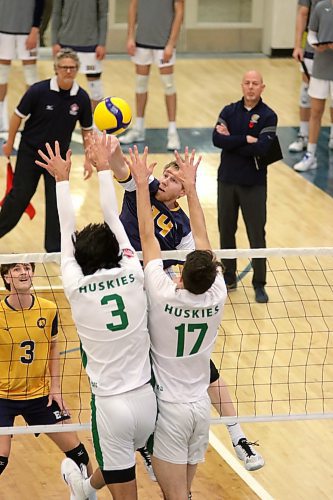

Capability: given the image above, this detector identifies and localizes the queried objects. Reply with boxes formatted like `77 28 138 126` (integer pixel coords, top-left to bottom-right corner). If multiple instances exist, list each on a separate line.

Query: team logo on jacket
37 317 47 328
69 103 79 116
249 114 260 128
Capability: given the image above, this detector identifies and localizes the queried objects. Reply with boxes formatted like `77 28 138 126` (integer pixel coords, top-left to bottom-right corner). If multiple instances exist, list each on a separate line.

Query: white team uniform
76 51 102 75
56 170 156 471
144 258 227 464
0 33 38 60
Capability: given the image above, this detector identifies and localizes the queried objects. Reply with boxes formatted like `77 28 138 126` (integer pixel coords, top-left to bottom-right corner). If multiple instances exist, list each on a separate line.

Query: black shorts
210 359 220 384
0 396 70 427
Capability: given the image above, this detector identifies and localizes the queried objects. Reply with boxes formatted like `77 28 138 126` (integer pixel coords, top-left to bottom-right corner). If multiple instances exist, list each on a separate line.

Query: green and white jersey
57 172 151 397
144 259 227 403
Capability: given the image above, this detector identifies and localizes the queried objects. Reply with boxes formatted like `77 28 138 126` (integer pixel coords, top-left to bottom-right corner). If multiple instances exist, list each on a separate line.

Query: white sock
299 121 309 138
168 121 177 134
83 478 97 496
135 117 145 131
307 143 317 156
226 423 245 446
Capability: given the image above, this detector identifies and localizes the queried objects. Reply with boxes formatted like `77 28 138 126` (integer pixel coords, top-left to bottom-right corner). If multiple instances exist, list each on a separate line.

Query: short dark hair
72 223 121 276
181 250 219 294
0 263 36 291
163 160 180 173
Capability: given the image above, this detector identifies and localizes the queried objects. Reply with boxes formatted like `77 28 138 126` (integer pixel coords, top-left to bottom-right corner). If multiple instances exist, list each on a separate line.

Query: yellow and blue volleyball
93 97 132 135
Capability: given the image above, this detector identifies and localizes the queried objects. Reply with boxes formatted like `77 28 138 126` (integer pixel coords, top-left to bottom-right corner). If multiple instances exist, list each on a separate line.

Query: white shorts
131 47 176 68
152 397 210 465
308 76 333 100
301 57 313 76
92 384 157 471
0 33 38 60
76 51 102 75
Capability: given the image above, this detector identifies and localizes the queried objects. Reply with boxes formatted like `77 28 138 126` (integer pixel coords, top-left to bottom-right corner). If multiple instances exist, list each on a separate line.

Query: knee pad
299 81 311 108
0 456 8 475
135 74 149 94
87 78 104 101
160 73 176 96
0 64 10 85
65 442 89 468
23 64 38 86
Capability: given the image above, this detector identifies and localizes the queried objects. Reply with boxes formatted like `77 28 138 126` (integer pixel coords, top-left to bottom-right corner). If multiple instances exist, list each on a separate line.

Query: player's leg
294 77 328 172
43 168 61 252
17 33 39 90
217 182 239 289
62 385 156 500
208 360 264 471
0 398 16 476
152 457 188 499
0 33 16 131
239 184 268 303
76 51 104 111
288 58 313 152
0 144 41 239
157 47 179 151
120 48 152 144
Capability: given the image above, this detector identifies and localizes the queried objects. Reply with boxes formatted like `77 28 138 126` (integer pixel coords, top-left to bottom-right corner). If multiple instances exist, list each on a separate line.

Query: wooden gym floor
1 56 333 499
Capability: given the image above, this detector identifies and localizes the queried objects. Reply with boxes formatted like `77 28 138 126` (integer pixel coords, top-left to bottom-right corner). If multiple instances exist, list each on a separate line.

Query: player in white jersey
125 144 227 499
36 138 157 500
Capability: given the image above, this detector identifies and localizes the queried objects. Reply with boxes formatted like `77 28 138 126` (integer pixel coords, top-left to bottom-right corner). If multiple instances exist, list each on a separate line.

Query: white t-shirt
56 171 151 397
144 258 227 403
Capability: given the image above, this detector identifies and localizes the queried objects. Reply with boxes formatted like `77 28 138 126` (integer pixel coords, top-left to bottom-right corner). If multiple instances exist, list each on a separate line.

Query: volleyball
93 97 132 135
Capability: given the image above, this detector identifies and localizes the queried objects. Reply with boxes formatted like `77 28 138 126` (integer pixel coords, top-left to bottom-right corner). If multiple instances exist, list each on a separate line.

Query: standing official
213 70 278 303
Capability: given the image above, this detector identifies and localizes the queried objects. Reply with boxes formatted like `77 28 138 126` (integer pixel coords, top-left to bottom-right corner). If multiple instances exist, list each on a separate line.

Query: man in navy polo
0 47 93 252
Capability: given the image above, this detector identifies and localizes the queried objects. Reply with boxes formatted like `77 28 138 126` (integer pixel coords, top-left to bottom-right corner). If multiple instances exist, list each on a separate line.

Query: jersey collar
50 77 80 96
4 294 35 311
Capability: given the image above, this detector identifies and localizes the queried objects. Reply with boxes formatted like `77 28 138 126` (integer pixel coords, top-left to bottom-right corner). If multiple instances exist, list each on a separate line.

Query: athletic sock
135 117 145 131
299 121 309 138
168 121 177 134
83 478 97 496
226 423 246 446
307 143 317 156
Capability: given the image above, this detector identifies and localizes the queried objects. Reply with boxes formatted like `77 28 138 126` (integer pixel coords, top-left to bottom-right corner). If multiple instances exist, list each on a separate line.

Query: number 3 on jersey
175 323 208 357
101 294 129 331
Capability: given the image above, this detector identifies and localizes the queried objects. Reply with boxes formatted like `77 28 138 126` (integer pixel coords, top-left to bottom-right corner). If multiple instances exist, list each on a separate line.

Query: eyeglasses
58 65 78 72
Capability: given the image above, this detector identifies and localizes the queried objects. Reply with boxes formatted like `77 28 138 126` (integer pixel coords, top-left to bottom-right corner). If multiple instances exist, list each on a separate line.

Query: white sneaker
329 137 333 149
167 131 180 150
288 134 308 152
293 152 317 172
234 438 265 471
119 127 145 144
61 458 88 500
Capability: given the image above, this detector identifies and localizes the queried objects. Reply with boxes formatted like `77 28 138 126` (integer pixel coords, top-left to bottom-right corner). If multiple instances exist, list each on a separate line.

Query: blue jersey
118 173 193 266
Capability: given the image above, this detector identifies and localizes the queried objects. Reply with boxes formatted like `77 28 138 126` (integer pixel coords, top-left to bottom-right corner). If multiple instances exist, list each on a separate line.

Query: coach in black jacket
212 70 278 303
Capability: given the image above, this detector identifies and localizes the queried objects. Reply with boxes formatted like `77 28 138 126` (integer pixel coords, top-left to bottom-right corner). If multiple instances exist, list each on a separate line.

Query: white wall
262 0 298 55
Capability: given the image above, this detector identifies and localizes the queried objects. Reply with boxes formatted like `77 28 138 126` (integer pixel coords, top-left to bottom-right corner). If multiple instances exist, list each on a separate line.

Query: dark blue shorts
0 396 70 427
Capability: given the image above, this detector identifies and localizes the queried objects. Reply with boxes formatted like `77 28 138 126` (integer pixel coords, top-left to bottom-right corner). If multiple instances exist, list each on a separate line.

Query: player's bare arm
48 337 70 415
174 148 211 251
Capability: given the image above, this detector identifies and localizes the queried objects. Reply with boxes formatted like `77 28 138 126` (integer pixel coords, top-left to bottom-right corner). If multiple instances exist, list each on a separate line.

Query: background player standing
120 0 184 151
52 0 109 110
0 0 44 132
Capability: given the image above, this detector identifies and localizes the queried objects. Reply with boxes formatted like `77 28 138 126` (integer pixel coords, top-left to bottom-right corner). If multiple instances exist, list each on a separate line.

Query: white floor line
209 430 274 500
71 131 83 144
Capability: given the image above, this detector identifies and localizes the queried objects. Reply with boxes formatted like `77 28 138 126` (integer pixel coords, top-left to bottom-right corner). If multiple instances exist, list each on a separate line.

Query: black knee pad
102 465 135 484
65 442 89 468
0 456 8 475
210 359 220 384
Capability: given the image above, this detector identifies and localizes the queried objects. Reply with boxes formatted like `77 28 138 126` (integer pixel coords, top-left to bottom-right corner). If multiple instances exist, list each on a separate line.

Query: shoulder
260 101 277 120
33 297 57 313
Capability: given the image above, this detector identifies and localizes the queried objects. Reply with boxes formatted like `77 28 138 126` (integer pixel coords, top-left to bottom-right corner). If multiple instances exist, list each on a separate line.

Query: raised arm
173 148 211 251
125 146 159 266
87 131 133 249
35 141 75 260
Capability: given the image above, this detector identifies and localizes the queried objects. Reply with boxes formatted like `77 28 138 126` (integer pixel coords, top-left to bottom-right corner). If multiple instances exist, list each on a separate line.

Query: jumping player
36 140 157 500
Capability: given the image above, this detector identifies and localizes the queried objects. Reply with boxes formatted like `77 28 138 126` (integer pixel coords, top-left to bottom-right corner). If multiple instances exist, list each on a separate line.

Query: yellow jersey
0 295 58 400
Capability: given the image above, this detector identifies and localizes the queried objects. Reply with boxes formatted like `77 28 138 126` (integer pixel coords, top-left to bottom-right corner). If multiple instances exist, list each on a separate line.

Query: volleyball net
0 248 332 435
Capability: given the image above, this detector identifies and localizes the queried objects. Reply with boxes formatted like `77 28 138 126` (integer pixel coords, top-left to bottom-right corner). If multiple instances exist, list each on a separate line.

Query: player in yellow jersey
0 262 96 498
